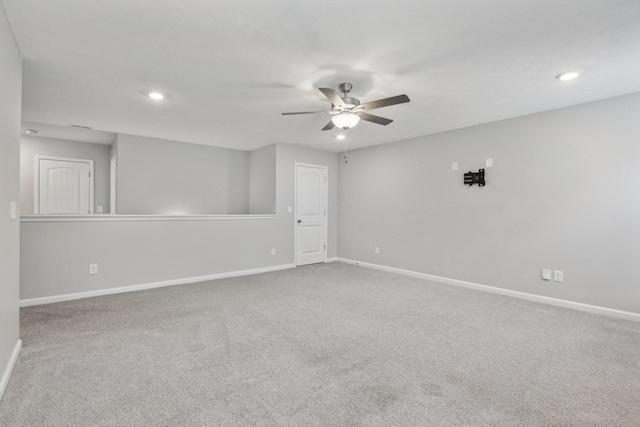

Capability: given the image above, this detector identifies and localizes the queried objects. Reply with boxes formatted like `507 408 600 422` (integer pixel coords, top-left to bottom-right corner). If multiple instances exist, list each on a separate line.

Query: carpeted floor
1 262 639 426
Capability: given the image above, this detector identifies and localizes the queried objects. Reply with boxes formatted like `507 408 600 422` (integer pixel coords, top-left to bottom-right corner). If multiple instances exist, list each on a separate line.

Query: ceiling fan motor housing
342 97 360 108
338 82 353 94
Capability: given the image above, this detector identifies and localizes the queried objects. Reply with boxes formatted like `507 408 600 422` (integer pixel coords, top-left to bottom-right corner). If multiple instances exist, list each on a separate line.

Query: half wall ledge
20 214 277 222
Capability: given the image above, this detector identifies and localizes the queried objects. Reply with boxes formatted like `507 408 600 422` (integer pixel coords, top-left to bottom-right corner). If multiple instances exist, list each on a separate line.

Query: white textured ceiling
3 0 640 152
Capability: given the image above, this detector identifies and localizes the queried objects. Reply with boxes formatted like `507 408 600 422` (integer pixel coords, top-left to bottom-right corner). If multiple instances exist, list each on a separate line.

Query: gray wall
338 93 640 314
249 144 276 214
20 136 111 214
116 134 250 215
20 218 286 299
20 143 338 300
0 5 22 396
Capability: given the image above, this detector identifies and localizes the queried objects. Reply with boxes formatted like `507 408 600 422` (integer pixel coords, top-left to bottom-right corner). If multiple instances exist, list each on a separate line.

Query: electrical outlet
271 248 276 256
374 246 380 255
553 270 564 282
486 158 493 168
89 264 98 275
96 205 103 213
541 269 552 281
451 162 458 171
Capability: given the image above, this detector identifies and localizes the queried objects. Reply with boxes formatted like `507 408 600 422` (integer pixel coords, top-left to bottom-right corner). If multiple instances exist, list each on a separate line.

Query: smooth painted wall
116 134 250 215
20 143 338 300
338 93 640 314
0 5 22 397
249 144 276 214
20 136 111 214
20 218 283 299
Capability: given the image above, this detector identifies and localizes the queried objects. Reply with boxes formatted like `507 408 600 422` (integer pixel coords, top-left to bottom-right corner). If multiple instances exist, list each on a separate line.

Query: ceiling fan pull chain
344 138 348 164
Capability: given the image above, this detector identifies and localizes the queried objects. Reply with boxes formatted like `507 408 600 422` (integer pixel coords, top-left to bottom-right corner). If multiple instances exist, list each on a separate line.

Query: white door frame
294 162 328 266
34 155 95 214
110 155 117 214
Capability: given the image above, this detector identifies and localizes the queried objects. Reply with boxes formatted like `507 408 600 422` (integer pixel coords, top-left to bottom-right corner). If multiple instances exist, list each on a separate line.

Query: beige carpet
1 262 639 426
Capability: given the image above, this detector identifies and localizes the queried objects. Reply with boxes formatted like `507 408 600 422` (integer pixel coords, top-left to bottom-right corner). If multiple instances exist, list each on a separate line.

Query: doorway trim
294 162 328 266
110 155 117 214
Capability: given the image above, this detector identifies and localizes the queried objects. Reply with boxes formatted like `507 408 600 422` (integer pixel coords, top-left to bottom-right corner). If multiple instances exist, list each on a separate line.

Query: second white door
36 156 93 214
295 163 327 266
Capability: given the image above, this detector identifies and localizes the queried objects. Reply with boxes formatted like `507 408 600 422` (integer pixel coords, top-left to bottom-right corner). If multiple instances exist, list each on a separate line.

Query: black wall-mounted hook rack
464 169 485 186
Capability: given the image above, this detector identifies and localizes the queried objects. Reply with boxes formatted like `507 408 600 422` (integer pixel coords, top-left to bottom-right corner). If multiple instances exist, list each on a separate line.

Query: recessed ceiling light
556 71 579 81
25 129 38 135
337 134 346 140
148 92 165 100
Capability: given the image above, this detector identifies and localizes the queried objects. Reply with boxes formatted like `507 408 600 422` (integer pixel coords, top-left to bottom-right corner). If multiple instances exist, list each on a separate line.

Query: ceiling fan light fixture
331 113 360 130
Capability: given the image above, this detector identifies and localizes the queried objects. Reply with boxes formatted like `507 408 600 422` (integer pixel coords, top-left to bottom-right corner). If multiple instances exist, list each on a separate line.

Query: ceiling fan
282 83 410 131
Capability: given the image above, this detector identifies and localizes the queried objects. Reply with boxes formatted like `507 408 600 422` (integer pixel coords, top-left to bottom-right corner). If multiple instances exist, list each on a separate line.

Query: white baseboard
338 258 640 322
20 264 296 307
326 257 338 263
0 340 22 402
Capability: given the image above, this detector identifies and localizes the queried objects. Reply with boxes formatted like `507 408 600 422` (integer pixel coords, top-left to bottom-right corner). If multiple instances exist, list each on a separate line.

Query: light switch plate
541 269 552 281
451 162 458 171
10 202 17 220
485 158 493 168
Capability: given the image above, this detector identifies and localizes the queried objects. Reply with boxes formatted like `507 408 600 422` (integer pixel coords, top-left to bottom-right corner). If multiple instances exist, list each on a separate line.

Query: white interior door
295 163 327 266
36 156 93 214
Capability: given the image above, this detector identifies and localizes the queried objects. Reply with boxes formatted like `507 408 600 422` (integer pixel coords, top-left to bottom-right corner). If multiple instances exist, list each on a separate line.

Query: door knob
297 219 302 223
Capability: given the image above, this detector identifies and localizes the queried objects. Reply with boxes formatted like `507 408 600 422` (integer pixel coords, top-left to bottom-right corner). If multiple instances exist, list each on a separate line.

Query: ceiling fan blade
281 111 328 115
359 112 393 126
360 94 410 111
319 88 346 107
321 121 335 131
